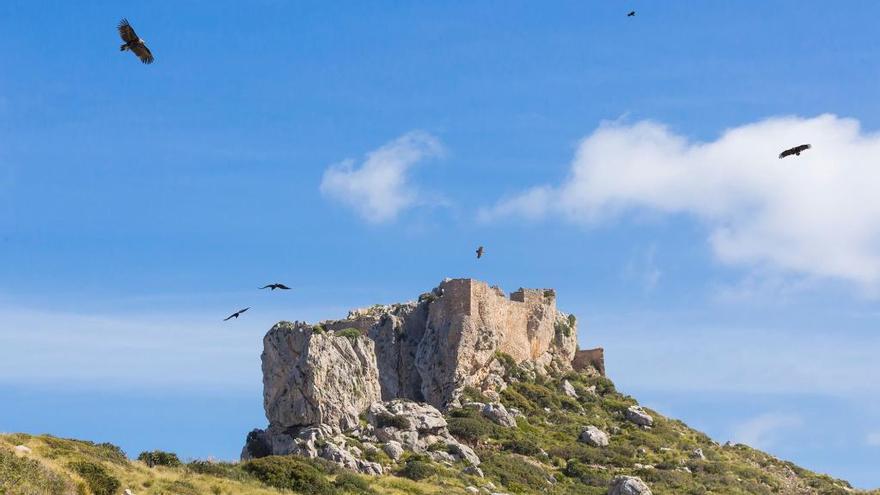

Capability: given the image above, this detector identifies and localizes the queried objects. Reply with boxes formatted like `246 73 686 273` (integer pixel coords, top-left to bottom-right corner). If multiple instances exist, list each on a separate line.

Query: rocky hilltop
242 278 602 472
2 279 868 495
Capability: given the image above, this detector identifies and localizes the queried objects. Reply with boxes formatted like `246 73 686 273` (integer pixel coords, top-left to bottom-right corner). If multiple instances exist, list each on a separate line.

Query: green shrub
242 455 336 494
460 386 488 403
335 327 364 341
480 454 550 492
564 459 612 486
39 436 127 465
555 318 573 338
137 450 181 468
187 460 252 481
374 412 411 430
68 460 120 495
397 458 436 481
334 472 375 493
448 417 495 443
501 438 541 457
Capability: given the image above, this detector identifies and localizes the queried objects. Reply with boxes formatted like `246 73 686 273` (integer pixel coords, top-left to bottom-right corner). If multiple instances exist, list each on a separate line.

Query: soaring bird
476 246 484 259
627 11 636 17
224 307 250 321
118 18 154 64
779 144 811 159
260 283 291 291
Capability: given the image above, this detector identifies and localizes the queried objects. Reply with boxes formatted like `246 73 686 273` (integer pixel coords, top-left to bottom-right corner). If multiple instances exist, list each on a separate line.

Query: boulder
561 380 578 398
481 403 517 428
448 442 480 466
383 441 404 461
463 466 484 478
578 425 609 447
13 445 31 455
691 448 706 460
625 406 654 427
609 475 652 495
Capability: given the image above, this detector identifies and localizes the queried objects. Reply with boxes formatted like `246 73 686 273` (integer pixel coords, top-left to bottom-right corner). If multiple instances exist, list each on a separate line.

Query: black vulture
260 283 291 290
224 307 250 321
627 11 636 17
779 144 811 159
118 18 154 64
476 246 484 259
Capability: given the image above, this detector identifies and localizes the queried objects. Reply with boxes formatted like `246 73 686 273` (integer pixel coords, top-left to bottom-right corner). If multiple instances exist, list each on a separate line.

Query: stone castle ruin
242 278 605 473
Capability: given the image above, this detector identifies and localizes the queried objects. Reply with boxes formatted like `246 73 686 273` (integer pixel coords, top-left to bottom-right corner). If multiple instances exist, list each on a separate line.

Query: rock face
244 278 582 472
261 321 381 433
609 476 652 495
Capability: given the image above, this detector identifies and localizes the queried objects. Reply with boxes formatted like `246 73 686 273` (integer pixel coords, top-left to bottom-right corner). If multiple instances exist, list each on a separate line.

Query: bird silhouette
778 144 811 159
224 307 250 321
260 283 291 290
627 11 636 17
118 19 154 64
476 246 484 259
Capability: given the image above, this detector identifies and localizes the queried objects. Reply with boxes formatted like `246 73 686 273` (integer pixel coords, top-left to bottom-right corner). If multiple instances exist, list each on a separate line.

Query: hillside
1 370 874 495
2 279 876 495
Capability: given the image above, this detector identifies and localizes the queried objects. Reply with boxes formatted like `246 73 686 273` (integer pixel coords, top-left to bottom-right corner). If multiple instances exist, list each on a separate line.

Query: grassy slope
2 369 877 495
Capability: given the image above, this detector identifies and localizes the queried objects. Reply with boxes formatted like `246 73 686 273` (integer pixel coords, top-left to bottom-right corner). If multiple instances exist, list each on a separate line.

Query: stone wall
572 347 605 376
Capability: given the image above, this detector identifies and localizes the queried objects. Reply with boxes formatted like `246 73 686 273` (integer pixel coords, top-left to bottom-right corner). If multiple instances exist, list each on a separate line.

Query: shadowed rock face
250 278 580 457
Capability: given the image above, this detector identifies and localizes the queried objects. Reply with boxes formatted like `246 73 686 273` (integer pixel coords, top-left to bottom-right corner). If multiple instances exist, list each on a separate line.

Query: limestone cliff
243 278 590 466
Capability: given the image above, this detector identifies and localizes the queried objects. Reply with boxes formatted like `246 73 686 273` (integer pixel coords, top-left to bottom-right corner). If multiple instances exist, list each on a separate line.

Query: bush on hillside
334 472 375 493
187 460 252 481
397 457 436 481
68 460 120 495
242 455 336 494
138 450 182 468
447 417 495 443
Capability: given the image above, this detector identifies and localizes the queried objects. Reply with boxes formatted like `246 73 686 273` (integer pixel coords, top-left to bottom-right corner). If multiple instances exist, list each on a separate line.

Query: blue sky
1 0 880 488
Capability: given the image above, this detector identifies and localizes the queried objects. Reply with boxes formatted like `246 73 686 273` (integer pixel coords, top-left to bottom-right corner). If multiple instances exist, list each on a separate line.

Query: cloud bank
482 115 880 288
321 131 443 223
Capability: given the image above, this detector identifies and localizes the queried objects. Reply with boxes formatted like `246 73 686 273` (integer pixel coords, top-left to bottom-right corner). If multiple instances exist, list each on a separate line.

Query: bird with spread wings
224 308 250 321
260 283 291 290
118 19 154 64
779 144 811 159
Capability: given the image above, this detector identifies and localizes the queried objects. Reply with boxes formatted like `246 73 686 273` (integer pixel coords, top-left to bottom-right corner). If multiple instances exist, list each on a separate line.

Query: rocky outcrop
609 476 652 495
244 278 583 472
261 321 381 433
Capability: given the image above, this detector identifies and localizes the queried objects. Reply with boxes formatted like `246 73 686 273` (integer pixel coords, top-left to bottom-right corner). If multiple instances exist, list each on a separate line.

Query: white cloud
320 131 443 223
867 432 880 447
731 412 804 449
482 115 880 290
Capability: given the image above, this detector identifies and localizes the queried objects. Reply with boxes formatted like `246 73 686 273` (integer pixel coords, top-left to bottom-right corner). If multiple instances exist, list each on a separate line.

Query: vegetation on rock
1 368 876 495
